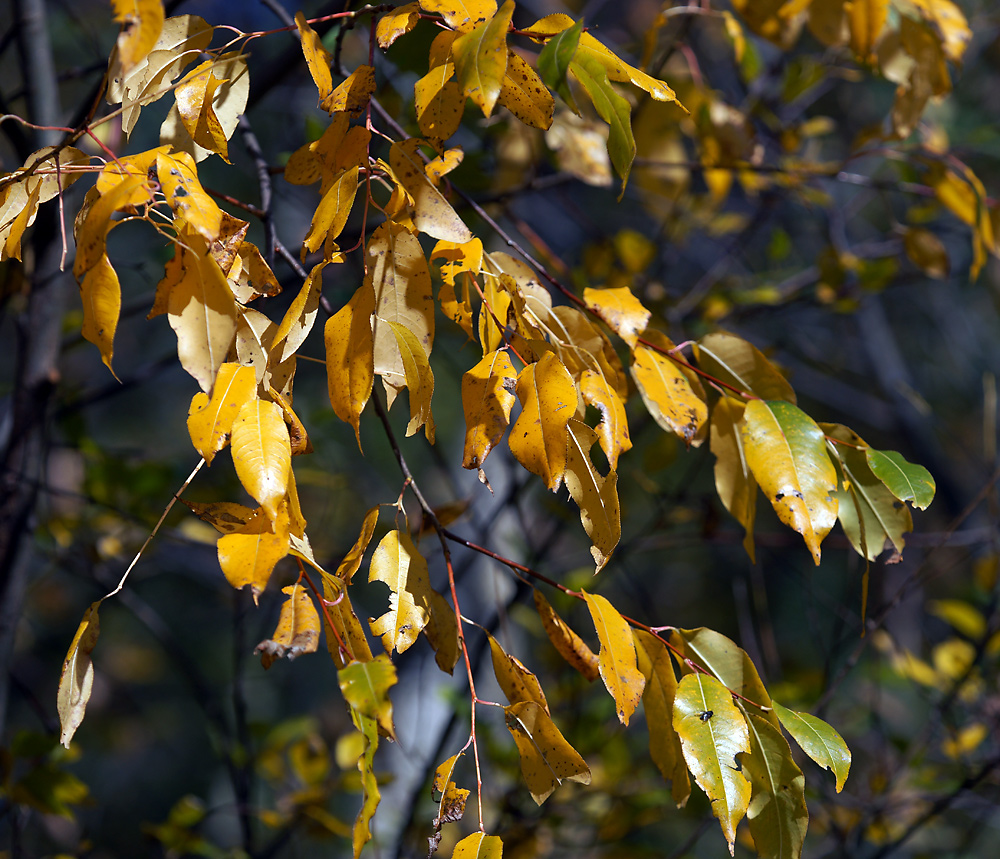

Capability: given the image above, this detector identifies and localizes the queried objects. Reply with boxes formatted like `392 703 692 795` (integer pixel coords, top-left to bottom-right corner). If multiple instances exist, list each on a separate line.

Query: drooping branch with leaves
3 0 997 856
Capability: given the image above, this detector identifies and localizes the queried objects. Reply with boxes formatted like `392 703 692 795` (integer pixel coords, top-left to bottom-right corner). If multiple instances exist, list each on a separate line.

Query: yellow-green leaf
710 397 757 563
771 701 851 793
570 57 635 196
631 332 708 445
339 654 397 740
533 590 599 682
326 281 375 449
497 50 554 130
633 630 690 807
741 399 838 565
389 139 472 243
582 591 643 724
388 320 436 441
742 711 808 859
254 583 320 668
368 529 432 655
186 362 257 465
350 708 380 859
694 332 796 403
230 398 292 524
865 448 936 510
57 602 101 748
461 349 516 471
453 832 503 859
489 633 549 710
673 673 751 856
504 700 591 804
508 352 577 492
565 421 620 573
451 0 513 117
218 504 290 602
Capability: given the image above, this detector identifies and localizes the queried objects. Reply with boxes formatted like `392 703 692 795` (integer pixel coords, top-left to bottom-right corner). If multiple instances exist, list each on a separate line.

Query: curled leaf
58 602 101 748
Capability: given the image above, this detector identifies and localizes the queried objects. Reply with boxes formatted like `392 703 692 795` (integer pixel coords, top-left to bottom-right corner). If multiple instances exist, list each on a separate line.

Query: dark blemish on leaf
700 710 713 721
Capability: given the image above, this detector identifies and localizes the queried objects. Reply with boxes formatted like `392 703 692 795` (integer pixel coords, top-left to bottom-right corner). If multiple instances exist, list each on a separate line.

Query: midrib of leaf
510 712 564 784
698 344 755 395
743 710 791 859
694 675 738 819
869 450 918 499
568 429 614 533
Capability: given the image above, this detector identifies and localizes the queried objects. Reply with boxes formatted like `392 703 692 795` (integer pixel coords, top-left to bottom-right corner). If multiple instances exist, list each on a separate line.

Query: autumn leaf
389 139 472 242
694 332 796 403
388 320 436 441
489 633 550 710
339 654 397 739
230 398 292 524
327 65 376 115
174 60 232 161
453 833 503 858
187 362 257 465
57 602 101 748
772 701 851 793
710 397 758 562
582 591 644 724
431 752 470 835
565 421 620 572
461 349 516 471
326 281 376 448
350 708 380 859
376 2 420 48
217 504 290 602
415 60 464 142
533 590 599 682
368 529 433 655
111 0 164 74
497 51 554 130
254 583 320 668
419 0 496 32
631 332 708 445
451 0 514 117
584 285 651 348
156 150 223 241
505 700 591 804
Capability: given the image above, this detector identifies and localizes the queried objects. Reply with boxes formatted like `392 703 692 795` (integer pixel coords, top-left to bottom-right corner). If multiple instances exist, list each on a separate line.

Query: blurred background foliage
2 0 1000 857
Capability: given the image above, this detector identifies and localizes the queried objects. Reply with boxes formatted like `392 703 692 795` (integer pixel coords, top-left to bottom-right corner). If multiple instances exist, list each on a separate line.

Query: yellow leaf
166 241 238 393
579 369 630 471
903 226 949 278
497 50 554 130
217 504 290 602
337 507 381 584
418 0 496 33
182 499 256 534
156 150 223 241
631 332 708 445
326 65 376 115
633 630 690 807
425 590 461 673
452 0 514 117
453 833 503 859
389 139 472 243
426 147 464 183
388 320 436 441
339 655 397 739
79 254 122 376
930 164 995 280
255 583 320 668
477 269 512 354
323 577 374 668
533 590 599 681
489 633 550 710
504 700 591 804
351 709 380 858
368 529 432 655
694 332 796 403
174 60 232 161
582 591 644 724
272 261 327 363
302 166 360 259
461 349 516 471
910 0 971 64
565 421 620 573
112 0 165 73
846 0 888 62
296 11 334 109
368 221 435 402
414 62 465 142
432 753 470 827
376 2 420 48
57 602 101 748
94 146 165 203
583 285 650 348
326 281 376 448
730 0 804 48
741 399 838 565
73 174 148 277
673 673 752 856
710 398 757 563
187 362 257 464
230 398 291 524
508 353 578 492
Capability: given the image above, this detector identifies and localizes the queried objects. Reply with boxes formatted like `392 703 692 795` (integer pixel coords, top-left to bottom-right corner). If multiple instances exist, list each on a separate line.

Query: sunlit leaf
187 362 257 465
303 167 360 258
156 150 223 240
255 583 320 668
414 62 464 142
565 421 620 572
296 11 334 110
497 50 554 130
111 0 164 73
174 59 232 161
504 700 591 804
846 0 888 62
633 629 690 807
388 320 436 441
710 398 757 562
771 701 851 793
579 369 630 471
741 399 838 565
79 254 122 376
631 332 708 445
533 590 599 682
694 332 796 403
57 602 101 748
390 139 472 243
489 633 549 710
673 673 751 856
182 499 255 534
461 349 516 471
582 591 643 724
376 2 420 48
537 16 581 108
218 505 290 602
452 0 514 117
323 577 374 668
584 285 650 348
453 832 503 858
431 752 470 832
326 281 376 449
368 529 432 654
570 57 635 196
339 654 397 739
327 65 376 115
230 398 292 524
865 448 936 510
419 0 496 33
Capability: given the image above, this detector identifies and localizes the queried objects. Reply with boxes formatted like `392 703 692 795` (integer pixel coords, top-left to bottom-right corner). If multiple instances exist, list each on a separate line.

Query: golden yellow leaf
389 139 472 243
452 0 514 117
327 65 376 115
730 0 804 48
579 369 630 471
453 833 503 859
368 529 432 655
583 285 650 348
326 281 375 449
94 146 165 203
419 0 496 33
582 591 644 724
846 0 888 62
497 50 554 130
477 269 512 355
166 241 238 393
741 399 838 565
508 353 578 492
930 164 995 280
424 590 461 673
565 420 620 572
426 147 464 183
272 261 327 363
376 2 420 47
710 397 757 563
57 602 101 748
255 583 320 668
156 150 223 241
79 254 122 376
504 700 591 805
187 362 257 464
533 590 599 682
112 0 165 73
323 576 374 668
414 61 464 142
388 320 436 441
336 508 380 584
230 398 291 524
489 633 550 710
631 332 708 445
296 11 334 110
432 752 469 828
910 0 971 64
302 167 360 259
218 504 290 602
174 60 231 161
694 332 796 403
461 349 516 471
73 174 148 277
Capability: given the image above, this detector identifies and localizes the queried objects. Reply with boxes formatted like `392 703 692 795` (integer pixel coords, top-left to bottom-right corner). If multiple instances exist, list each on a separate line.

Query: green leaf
741 399 838 565
338 655 397 740
742 711 808 859
538 17 582 108
569 57 635 197
504 700 591 804
865 448 936 510
582 591 644 724
771 701 851 793
350 708 380 859
451 0 514 117
673 673 751 855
